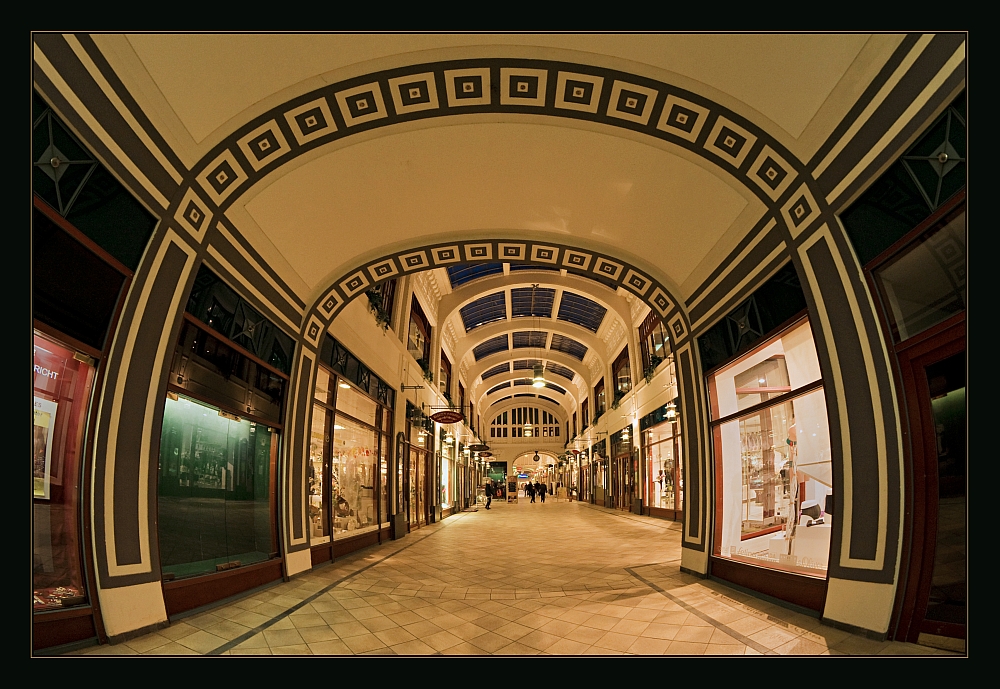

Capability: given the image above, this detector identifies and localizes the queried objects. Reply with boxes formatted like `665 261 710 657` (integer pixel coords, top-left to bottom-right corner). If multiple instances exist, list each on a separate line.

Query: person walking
538 481 547 503
484 481 494 510
526 481 535 503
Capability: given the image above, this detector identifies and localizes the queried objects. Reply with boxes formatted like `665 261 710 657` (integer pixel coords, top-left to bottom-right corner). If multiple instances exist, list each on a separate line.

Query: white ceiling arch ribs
453 318 611 376
476 375 576 419
437 271 630 331
465 349 593 394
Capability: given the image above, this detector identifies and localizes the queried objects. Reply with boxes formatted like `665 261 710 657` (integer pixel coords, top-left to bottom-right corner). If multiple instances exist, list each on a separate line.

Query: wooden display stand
507 480 518 503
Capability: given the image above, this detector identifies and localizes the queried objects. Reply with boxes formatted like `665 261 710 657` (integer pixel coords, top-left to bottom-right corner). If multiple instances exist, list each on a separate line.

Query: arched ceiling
64 34 915 435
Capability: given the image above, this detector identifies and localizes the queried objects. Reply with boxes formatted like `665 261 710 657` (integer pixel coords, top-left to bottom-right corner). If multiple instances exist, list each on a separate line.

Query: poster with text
33 397 58 499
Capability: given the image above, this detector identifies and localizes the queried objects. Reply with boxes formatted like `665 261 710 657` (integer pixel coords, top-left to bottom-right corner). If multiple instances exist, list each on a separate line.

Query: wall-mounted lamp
666 401 678 421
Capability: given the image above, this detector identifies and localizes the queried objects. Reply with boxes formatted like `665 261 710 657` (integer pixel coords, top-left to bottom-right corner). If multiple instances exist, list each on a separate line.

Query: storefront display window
158 394 278 579
644 420 683 512
708 318 832 577
332 384 379 536
309 403 330 542
33 331 94 610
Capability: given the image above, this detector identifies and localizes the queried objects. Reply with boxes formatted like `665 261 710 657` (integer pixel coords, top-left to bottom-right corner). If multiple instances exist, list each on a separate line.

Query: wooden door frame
890 316 965 641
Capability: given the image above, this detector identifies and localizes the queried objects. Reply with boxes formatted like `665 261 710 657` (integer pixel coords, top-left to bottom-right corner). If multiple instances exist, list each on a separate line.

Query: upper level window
871 202 965 343
638 311 672 375
612 346 631 398
581 399 589 428
407 296 431 368
366 279 397 331
440 353 452 400
594 378 606 416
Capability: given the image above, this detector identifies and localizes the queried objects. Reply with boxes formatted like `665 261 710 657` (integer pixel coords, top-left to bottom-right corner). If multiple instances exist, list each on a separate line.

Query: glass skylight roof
480 361 511 380
472 334 509 361
556 292 607 332
549 333 588 360
512 331 548 349
511 286 555 318
460 291 507 332
446 263 503 288
545 363 575 380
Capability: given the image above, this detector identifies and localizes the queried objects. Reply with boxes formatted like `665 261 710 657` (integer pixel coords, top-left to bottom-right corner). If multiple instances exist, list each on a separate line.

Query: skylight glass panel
549 333 588 360
512 331 548 349
556 292 607 332
460 291 507 332
511 287 555 318
447 263 504 288
481 362 511 380
472 334 509 361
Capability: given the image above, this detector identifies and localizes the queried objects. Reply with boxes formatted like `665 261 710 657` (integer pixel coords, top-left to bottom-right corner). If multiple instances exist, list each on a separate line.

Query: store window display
331 383 379 536
708 317 832 576
642 412 683 514
33 332 94 610
158 394 278 578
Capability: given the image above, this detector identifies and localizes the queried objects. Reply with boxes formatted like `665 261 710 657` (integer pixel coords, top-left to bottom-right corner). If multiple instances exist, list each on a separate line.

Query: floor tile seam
624 567 778 656
204 511 472 655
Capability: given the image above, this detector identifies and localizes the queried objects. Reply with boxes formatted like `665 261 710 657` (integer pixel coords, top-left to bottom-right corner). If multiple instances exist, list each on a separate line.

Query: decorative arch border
162 56 824 343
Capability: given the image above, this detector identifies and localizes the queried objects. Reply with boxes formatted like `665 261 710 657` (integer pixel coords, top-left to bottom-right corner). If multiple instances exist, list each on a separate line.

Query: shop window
331 383 379 536
407 296 432 374
871 203 965 343
708 317 831 577
158 394 279 579
612 346 631 401
33 331 95 610
641 401 684 513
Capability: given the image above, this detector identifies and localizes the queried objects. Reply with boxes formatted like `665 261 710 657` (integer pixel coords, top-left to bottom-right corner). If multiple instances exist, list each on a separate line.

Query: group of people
524 480 547 503
483 479 550 509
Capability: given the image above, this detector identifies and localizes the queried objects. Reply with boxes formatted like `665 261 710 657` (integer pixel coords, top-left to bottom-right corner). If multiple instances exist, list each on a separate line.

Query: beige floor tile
331 620 372 638
609 618 650 636
229 610 272 629
440 642 490 655
387 610 425 626
580 614 620 631
263 627 307 648
748 625 801 650
341 633 387 654
422 629 464 651
271 644 311 655
230 647 273 655
593 631 639 652
494 641 539 655
144 641 200 655
705 643 748 655
673 625 715 643
495 621 533 641
402 619 444 637
305 638 352 654
774 636 833 655
468 631 514 653
627 636 671 654
726 615 774 636
76 643 138 655
360 615 398 633
664 640 709 655
174 629 227 654
298 626 340 644
288 613 328 629
391 639 437 656
830 634 891 655
123 633 173 653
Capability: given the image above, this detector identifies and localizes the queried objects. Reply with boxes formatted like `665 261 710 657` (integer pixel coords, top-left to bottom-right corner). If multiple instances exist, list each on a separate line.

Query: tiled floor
69 499 962 656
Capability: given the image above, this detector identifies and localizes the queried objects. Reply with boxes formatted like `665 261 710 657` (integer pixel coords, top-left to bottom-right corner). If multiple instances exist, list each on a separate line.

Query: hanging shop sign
430 410 464 424
468 443 490 452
